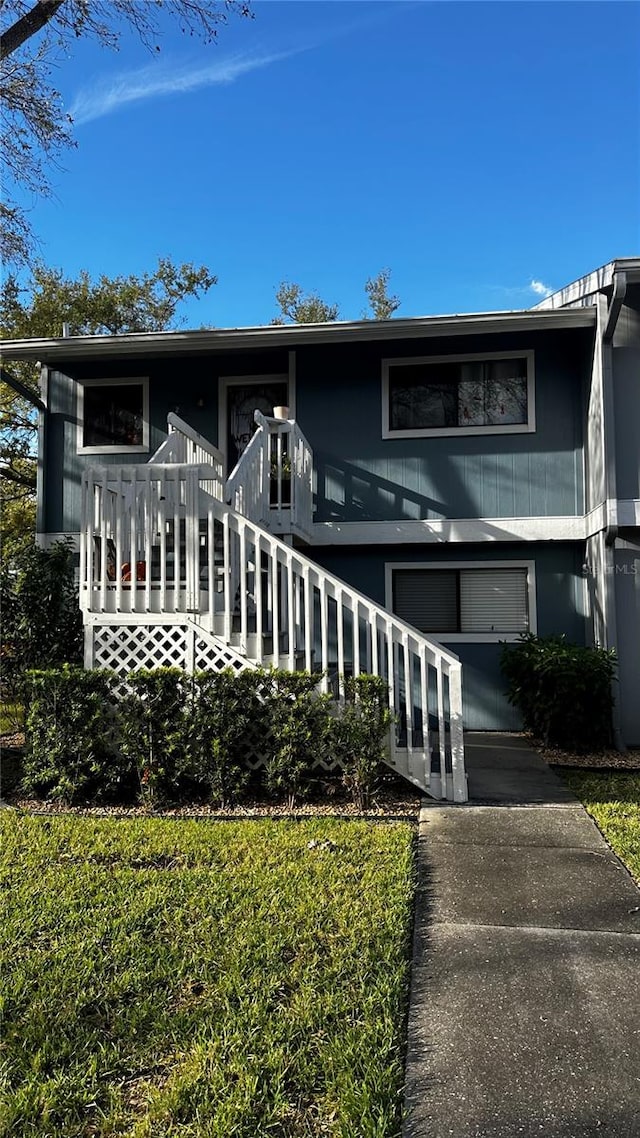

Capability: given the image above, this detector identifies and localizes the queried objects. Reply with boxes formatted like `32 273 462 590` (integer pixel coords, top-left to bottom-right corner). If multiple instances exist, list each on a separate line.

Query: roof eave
0 307 597 363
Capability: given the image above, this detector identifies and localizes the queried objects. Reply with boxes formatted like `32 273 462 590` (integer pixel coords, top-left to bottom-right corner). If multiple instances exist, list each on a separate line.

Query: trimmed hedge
22 667 393 808
500 633 616 750
23 667 122 803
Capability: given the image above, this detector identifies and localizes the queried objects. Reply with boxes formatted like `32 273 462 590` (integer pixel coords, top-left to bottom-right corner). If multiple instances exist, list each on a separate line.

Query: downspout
600 271 627 749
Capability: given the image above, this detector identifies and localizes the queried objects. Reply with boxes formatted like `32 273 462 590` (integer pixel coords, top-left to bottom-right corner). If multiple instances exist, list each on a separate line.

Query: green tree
272 281 340 325
0 1 251 265
273 271 401 324
364 268 401 320
0 259 217 550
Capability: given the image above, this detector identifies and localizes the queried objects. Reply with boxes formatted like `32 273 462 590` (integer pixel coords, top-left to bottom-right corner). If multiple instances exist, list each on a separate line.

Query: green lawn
562 770 640 881
0 815 415 1138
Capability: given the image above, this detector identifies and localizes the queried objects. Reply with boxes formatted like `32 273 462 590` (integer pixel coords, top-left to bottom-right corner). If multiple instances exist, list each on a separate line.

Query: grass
0 699 23 734
562 770 640 881
0 815 415 1138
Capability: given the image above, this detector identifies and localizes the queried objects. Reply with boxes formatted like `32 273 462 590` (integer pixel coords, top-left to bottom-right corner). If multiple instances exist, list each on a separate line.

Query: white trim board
312 516 586 545
384 558 537 643
381 349 535 439
618 499 640 527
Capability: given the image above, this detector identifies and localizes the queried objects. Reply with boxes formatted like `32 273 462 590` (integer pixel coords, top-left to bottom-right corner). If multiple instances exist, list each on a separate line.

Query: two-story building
3 257 638 800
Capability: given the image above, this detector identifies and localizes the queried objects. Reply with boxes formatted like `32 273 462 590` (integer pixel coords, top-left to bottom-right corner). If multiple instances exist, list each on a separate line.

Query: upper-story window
78 378 149 454
382 350 535 438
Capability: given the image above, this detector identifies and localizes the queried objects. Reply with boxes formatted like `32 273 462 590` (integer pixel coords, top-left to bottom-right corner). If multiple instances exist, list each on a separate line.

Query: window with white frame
382 351 535 438
388 563 535 641
78 378 149 454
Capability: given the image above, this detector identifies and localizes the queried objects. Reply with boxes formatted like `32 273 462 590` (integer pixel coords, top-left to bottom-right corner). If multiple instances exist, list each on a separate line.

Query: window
382 351 535 438
78 378 149 454
387 562 535 642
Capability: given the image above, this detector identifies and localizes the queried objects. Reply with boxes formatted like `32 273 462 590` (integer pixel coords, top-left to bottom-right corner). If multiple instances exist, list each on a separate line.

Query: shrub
333 675 394 809
500 633 616 750
187 669 267 806
118 668 188 807
262 671 333 807
23 667 121 803
1 540 83 728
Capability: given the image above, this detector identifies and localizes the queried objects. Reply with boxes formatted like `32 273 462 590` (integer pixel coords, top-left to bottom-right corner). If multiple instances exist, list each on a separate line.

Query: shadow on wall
315 455 449 522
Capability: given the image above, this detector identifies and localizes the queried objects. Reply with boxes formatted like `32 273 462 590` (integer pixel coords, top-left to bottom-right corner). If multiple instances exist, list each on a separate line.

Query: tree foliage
272 281 340 325
364 268 401 320
0 259 217 545
0 1 251 265
273 269 401 324
1 540 84 731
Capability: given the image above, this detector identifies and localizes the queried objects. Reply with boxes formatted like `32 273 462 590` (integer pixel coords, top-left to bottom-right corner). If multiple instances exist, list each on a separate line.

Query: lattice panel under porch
90 622 254 679
92 623 189 675
193 635 254 674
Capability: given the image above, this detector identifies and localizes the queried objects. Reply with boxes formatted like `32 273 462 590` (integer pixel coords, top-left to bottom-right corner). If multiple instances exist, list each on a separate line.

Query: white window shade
459 568 529 633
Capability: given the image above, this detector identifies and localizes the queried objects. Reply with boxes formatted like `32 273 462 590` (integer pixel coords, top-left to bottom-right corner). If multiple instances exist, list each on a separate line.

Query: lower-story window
387 562 535 642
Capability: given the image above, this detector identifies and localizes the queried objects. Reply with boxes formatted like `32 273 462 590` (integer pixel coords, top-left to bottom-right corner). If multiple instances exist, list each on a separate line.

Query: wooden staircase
80 413 467 801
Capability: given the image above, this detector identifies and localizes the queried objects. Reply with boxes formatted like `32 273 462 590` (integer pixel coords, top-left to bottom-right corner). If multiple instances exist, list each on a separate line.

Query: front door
223 376 289 475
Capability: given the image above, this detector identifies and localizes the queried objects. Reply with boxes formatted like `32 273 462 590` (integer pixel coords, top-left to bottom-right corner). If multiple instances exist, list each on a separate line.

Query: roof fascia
532 258 640 311
0 308 596 363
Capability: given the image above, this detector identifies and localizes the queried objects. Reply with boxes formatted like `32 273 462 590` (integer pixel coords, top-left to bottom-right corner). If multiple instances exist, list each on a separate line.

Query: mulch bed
0 734 422 818
539 745 640 771
5 790 423 821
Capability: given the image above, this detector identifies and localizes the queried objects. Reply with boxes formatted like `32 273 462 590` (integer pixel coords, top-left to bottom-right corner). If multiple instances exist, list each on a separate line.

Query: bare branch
0 0 65 61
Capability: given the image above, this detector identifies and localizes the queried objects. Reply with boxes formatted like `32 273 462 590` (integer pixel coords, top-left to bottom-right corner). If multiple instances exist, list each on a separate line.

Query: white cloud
69 50 299 127
529 278 553 298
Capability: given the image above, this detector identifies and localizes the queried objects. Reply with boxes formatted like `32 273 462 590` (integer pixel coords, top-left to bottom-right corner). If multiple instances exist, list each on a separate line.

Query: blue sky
12 0 640 327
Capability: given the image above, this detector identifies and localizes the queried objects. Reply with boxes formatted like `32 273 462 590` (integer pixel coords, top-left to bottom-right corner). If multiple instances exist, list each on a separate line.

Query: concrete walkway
403 733 640 1138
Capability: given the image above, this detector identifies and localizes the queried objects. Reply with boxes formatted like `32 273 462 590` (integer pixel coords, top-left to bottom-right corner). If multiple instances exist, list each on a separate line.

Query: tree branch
1 466 37 490
0 0 66 61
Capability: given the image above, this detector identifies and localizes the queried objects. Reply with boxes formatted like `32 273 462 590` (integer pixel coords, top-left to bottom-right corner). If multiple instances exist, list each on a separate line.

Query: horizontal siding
297 328 589 523
44 328 589 535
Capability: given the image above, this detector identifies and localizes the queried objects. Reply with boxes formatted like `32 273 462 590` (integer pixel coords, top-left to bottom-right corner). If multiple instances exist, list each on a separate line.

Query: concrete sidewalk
403 734 640 1138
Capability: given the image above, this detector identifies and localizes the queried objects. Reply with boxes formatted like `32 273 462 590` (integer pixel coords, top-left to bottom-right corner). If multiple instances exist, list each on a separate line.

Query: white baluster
436 658 446 796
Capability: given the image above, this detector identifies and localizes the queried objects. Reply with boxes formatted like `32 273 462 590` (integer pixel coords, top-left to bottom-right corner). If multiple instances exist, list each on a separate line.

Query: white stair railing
149 413 225 500
201 501 465 800
81 448 466 801
225 416 269 524
225 411 314 540
80 463 215 618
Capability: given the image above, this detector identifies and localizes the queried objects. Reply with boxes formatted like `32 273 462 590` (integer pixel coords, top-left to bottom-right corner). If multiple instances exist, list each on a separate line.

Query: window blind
392 566 530 635
459 568 529 632
393 569 458 632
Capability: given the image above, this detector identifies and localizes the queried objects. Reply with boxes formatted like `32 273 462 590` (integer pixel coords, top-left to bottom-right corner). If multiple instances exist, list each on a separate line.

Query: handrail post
449 662 467 802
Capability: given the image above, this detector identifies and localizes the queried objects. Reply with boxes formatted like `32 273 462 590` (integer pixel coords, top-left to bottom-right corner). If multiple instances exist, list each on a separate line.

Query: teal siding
44 350 288 534
44 326 589 535
296 329 589 522
310 543 587 731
